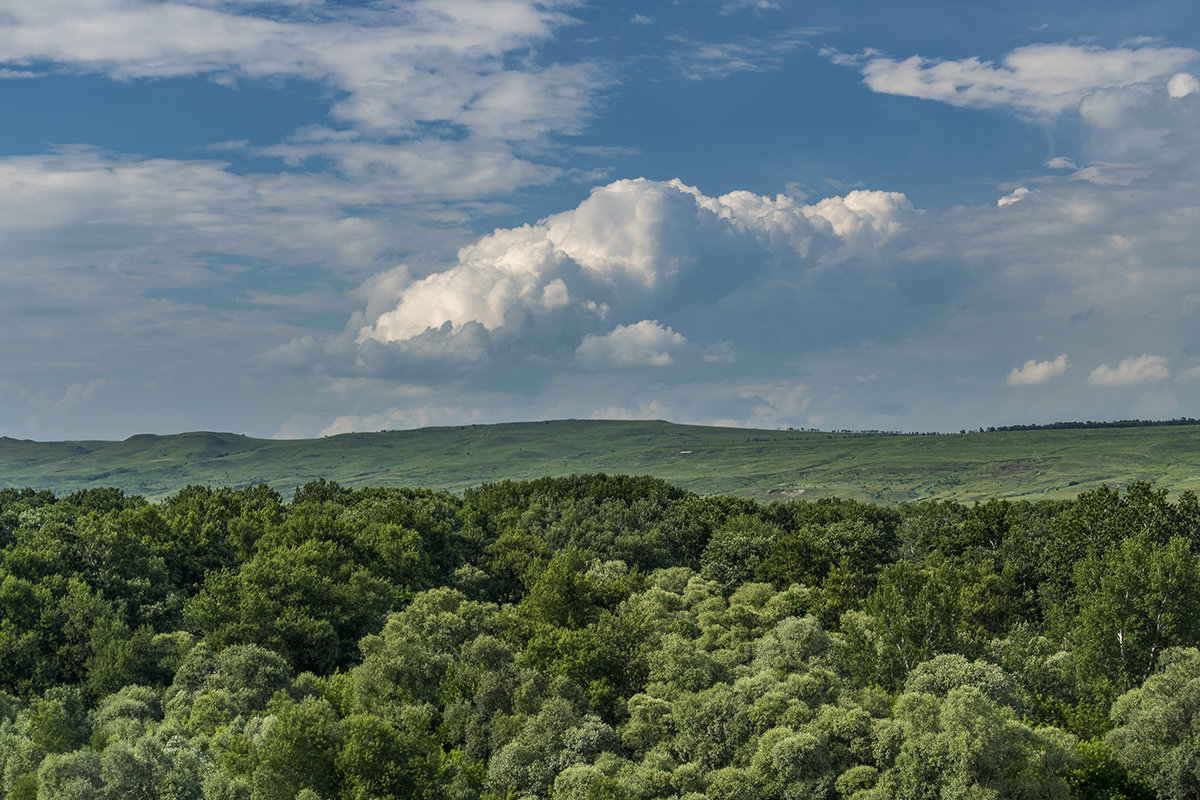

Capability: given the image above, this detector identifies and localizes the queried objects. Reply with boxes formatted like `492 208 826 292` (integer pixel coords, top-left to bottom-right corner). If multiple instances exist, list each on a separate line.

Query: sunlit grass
2 420 1198 503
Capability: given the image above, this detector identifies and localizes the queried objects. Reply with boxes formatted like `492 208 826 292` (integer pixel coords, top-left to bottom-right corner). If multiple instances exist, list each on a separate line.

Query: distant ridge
986 417 1200 432
2 418 1199 504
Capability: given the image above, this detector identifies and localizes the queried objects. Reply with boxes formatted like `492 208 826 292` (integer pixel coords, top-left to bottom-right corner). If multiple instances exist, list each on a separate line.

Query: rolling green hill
3 419 1200 503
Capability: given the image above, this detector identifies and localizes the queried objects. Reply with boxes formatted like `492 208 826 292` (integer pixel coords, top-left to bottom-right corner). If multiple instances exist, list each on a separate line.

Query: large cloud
347 178 916 370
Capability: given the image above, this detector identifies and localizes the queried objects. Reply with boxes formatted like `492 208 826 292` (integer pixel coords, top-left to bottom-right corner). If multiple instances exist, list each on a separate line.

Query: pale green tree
1108 647 1200 800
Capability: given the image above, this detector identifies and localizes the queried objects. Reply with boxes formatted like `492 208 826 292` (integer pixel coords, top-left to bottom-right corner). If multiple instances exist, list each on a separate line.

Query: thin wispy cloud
833 42 1198 116
666 30 818 80
0 0 604 186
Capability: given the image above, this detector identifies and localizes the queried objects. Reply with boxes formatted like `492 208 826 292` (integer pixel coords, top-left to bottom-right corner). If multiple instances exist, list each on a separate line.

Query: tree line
986 418 1200 431
0 475 1197 799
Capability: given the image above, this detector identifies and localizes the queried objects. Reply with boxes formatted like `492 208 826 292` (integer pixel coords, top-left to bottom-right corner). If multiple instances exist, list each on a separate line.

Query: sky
2 0 1200 440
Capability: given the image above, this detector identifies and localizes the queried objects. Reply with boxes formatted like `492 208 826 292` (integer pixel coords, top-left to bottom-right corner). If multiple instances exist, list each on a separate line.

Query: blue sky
2 0 1200 440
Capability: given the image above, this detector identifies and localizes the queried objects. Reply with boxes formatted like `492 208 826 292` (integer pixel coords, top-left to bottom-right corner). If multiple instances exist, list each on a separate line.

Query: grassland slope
2 419 1198 502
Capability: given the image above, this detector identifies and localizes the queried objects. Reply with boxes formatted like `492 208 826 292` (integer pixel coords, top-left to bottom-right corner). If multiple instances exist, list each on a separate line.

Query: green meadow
2 419 1198 502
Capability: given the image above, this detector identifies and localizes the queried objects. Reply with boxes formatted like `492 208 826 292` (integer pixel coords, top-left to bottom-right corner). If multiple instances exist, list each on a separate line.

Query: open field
2 419 1199 502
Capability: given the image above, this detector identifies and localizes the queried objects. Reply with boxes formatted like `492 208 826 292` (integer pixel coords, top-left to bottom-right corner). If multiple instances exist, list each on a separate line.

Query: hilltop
2 419 1199 503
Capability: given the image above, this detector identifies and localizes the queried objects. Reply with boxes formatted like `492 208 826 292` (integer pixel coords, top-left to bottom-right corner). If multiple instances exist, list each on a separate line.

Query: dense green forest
0 475 1198 799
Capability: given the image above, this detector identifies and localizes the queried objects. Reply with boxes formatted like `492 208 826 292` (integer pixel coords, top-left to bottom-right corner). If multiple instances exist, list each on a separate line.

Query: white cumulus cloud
575 320 688 368
1089 354 1170 386
352 177 916 359
1006 354 1068 386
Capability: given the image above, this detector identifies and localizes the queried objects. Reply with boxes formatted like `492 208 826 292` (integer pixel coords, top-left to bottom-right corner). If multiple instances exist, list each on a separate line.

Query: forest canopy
0 475 1197 799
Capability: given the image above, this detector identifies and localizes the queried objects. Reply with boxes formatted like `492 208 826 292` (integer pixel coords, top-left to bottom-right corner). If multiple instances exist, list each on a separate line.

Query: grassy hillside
2 419 1199 502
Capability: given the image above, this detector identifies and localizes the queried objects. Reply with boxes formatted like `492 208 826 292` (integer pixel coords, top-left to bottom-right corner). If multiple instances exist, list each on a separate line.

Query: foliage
0 477 1192 798
1108 648 1200 799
